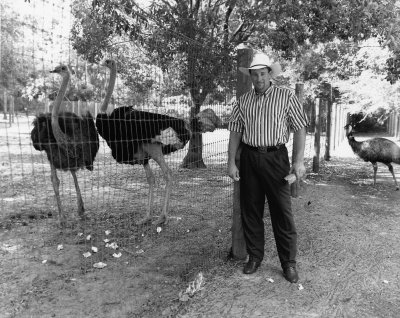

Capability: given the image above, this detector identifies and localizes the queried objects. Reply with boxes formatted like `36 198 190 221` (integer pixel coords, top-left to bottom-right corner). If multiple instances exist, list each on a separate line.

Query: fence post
230 48 252 261
44 98 49 113
332 102 338 151
395 111 400 139
10 95 15 125
339 104 345 145
313 98 322 173
3 91 7 120
291 83 304 198
324 83 332 161
77 100 82 115
392 111 396 137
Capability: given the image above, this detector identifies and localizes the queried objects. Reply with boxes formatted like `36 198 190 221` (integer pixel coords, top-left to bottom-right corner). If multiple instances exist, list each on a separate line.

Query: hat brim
239 63 282 78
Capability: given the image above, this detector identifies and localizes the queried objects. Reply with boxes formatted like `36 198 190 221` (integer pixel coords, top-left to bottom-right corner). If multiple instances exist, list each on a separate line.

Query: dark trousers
240 145 297 268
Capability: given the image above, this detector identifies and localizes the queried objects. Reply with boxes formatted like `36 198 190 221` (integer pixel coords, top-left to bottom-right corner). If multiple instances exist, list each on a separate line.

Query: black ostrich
96 59 221 225
345 123 400 190
31 65 100 226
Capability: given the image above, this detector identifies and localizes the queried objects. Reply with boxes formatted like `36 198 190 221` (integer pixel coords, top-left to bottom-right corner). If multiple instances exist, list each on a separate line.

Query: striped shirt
227 85 309 147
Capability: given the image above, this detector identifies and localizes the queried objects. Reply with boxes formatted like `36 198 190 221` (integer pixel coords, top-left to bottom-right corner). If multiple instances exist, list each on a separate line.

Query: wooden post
10 96 15 125
291 83 304 198
3 91 7 120
313 98 322 173
230 48 252 260
338 104 344 145
331 102 337 151
324 83 332 161
77 100 82 116
44 98 50 113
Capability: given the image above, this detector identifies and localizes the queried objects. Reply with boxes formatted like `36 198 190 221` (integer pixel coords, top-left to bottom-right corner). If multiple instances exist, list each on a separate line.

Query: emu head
344 123 354 137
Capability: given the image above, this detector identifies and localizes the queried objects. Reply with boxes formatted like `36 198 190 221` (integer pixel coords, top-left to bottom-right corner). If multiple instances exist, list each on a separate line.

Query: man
227 52 309 283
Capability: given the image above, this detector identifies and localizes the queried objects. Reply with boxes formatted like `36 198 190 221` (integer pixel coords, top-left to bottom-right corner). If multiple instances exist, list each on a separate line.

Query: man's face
250 67 272 93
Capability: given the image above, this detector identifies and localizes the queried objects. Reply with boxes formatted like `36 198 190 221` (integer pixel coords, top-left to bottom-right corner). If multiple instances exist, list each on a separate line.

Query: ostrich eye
61 66 66 70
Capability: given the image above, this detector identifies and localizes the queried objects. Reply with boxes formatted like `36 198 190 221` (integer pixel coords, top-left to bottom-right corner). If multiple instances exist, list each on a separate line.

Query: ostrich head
49 64 74 76
344 123 354 137
102 59 117 70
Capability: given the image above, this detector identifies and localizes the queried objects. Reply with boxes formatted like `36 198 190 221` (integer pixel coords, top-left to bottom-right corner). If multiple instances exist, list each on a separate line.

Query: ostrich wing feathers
96 107 194 164
31 112 99 170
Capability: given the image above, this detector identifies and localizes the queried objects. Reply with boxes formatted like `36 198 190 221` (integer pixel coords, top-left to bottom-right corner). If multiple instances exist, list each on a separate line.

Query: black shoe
283 266 299 283
243 259 261 274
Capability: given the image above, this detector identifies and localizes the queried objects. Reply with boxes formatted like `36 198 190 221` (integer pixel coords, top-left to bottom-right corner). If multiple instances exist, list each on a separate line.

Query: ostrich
31 65 100 226
344 123 400 190
97 59 221 225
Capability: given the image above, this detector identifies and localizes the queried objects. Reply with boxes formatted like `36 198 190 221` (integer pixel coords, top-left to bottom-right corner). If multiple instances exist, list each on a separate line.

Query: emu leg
71 170 85 219
385 163 399 190
372 162 378 186
136 163 155 225
50 164 65 227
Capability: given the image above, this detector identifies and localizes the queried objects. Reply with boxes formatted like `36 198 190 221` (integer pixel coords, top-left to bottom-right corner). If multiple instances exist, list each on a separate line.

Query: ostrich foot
58 219 67 228
152 214 167 225
396 186 399 191
136 216 153 226
78 214 90 221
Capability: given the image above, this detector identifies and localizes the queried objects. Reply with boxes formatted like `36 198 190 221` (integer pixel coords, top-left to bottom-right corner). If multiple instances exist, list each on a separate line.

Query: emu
96 59 220 225
345 123 400 190
31 65 100 226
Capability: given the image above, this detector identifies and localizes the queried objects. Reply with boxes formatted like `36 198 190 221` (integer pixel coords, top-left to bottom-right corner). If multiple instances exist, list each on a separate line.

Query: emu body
345 124 400 190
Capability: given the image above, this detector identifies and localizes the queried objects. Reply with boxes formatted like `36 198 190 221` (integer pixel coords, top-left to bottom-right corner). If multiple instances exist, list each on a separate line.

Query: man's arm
227 131 243 181
290 127 307 180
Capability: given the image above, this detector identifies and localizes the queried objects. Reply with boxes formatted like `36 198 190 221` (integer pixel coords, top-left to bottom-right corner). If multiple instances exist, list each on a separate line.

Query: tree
71 0 400 167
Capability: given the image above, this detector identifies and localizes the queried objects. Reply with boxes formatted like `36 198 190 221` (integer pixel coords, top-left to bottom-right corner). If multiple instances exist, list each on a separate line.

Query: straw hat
239 52 281 78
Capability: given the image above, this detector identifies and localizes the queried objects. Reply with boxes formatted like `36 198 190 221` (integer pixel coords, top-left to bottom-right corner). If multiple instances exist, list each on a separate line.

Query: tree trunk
180 132 206 169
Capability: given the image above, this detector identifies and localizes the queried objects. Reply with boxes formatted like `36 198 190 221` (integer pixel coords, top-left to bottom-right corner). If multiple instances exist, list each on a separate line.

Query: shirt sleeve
227 100 244 133
287 92 309 132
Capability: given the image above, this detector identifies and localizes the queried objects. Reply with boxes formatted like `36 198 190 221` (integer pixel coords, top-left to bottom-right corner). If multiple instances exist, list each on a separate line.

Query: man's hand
227 131 243 182
290 161 306 181
228 163 240 181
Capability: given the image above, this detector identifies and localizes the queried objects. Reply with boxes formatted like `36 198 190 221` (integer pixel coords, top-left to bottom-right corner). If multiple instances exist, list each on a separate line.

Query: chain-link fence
0 0 347 272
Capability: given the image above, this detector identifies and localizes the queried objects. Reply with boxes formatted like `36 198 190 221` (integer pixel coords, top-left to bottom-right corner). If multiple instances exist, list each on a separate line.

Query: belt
244 143 285 153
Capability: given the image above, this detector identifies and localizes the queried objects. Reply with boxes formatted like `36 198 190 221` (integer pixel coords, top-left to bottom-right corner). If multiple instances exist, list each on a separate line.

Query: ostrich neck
51 72 71 146
100 66 116 113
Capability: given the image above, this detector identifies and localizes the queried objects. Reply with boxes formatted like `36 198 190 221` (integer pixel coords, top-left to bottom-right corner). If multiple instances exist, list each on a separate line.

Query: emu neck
51 72 70 145
100 65 116 113
347 134 361 152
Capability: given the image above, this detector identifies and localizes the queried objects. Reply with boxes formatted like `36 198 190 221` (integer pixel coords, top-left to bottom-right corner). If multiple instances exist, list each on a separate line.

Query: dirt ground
1 129 400 318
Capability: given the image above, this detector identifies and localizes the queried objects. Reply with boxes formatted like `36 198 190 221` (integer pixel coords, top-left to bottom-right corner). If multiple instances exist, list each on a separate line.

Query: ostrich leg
140 144 173 225
385 163 399 190
150 150 173 225
136 163 156 225
372 162 378 186
50 164 65 226
70 170 85 218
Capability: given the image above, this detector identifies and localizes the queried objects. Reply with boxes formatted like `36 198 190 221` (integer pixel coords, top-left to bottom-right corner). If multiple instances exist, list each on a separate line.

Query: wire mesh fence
0 0 347 274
